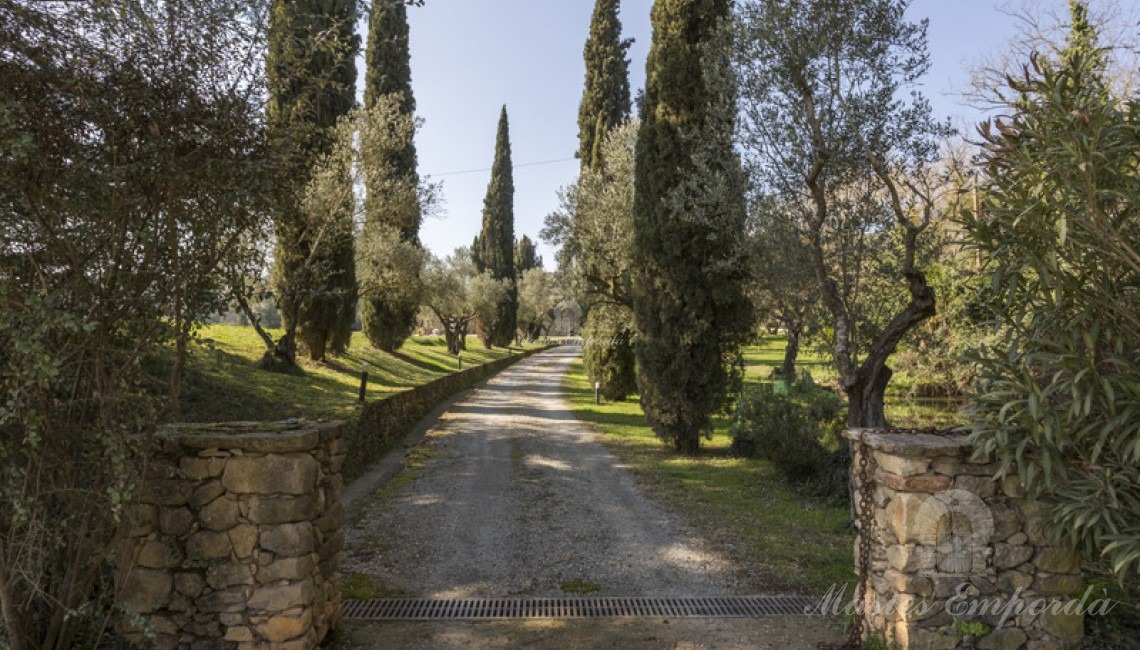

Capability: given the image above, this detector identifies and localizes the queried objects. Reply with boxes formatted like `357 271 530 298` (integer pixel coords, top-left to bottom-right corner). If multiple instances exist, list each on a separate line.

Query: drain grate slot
341 595 816 621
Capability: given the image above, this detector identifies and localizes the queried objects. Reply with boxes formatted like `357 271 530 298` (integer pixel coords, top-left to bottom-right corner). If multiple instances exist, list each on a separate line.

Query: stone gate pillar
118 420 345 649
845 428 1084 650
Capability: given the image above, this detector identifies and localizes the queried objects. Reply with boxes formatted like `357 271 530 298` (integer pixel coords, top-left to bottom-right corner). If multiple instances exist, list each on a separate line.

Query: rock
1034 573 1082 596
875 452 931 477
244 495 317 524
1034 548 1080 574
197 585 250 613
229 524 259 558
174 571 206 598
997 570 1033 593
124 504 158 537
887 544 939 572
224 626 255 642
180 456 226 480
1006 532 1028 546
846 429 972 457
222 454 319 495
186 530 232 559
119 569 172 614
977 628 1028 650
990 503 1022 542
260 523 316 557
138 540 182 569
993 544 1034 570
254 607 312 642
159 507 194 537
138 479 192 507
879 471 952 493
200 495 241 531
248 582 312 611
1041 605 1084 640
1001 475 1027 498
887 494 949 545
207 563 255 590
954 474 998 498
189 480 226 509
257 556 316 584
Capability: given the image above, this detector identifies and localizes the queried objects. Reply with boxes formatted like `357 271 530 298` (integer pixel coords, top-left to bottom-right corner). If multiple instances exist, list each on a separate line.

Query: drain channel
342 595 816 621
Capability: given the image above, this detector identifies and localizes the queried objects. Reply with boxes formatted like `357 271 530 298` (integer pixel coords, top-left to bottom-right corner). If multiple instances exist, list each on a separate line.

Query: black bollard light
359 361 369 402
457 350 462 370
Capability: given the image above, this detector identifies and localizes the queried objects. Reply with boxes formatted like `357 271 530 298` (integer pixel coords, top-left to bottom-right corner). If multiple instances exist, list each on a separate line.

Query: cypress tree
267 0 358 362
478 106 517 347
578 0 633 171
577 0 638 398
515 235 542 274
360 0 423 351
631 0 751 453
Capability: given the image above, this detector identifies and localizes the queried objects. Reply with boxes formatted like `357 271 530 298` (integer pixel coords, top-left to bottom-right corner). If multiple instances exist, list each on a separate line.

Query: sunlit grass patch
564 356 853 595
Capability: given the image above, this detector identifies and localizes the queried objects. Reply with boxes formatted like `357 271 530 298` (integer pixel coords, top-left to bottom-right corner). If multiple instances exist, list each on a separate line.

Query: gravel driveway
343 345 744 598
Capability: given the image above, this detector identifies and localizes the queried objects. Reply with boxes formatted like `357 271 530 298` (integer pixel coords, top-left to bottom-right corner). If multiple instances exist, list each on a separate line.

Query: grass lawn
745 335 962 428
563 355 854 596
171 324 539 423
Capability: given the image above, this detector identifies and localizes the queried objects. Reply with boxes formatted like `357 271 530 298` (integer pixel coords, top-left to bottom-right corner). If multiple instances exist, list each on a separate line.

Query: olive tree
731 0 955 427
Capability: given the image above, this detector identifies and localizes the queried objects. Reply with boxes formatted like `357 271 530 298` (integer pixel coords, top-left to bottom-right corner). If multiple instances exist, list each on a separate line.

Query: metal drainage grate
342 595 816 621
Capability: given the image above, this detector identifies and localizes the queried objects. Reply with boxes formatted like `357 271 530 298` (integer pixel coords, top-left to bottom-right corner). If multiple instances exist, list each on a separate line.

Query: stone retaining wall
343 343 556 480
845 428 1083 650
118 421 345 649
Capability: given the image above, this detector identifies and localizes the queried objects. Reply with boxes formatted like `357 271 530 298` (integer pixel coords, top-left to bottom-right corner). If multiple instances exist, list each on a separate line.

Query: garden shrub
729 385 847 495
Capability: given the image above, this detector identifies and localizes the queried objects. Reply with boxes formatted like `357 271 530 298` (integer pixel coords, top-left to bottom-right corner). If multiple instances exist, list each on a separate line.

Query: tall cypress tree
578 0 633 171
631 0 751 453
478 106 517 347
577 0 638 399
267 0 358 362
359 0 423 351
515 235 542 274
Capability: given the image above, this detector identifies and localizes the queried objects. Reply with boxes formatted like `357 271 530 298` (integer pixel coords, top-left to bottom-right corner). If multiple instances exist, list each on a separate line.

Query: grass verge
170 324 540 422
563 356 853 595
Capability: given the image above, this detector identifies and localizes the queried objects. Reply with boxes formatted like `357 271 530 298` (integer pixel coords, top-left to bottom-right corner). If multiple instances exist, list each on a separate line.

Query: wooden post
358 362 369 402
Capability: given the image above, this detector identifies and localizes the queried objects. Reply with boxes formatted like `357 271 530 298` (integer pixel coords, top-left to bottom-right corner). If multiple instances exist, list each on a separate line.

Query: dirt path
339 345 842 648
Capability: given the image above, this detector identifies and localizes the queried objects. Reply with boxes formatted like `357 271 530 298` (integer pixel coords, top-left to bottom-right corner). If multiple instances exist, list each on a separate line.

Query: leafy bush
730 385 847 497
965 37 1140 579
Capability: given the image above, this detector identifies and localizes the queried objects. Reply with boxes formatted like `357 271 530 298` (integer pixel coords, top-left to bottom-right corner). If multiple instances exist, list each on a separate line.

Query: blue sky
391 0 1029 266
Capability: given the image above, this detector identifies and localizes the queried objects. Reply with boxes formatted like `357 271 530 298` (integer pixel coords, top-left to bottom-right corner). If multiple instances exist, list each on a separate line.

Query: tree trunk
846 364 892 428
444 326 459 355
780 328 800 378
0 546 26 650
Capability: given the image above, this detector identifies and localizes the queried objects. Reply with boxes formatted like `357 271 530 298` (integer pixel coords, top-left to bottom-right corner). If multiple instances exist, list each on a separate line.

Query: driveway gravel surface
339 345 843 648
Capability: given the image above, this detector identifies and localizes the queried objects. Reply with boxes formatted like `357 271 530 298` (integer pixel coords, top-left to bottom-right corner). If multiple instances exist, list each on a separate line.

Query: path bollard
359 362 369 402
595 381 600 405
457 351 462 370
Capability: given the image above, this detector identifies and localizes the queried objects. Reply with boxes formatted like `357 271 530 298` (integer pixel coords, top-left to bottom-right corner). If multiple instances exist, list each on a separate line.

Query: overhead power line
427 157 577 178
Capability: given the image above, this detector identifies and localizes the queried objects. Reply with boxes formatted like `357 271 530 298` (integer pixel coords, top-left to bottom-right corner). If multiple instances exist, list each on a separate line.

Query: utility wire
427 157 576 178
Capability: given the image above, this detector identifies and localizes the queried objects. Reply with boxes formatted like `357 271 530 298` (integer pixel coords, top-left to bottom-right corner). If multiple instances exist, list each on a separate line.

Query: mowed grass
563 356 854 595
745 335 962 428
172 324 538 423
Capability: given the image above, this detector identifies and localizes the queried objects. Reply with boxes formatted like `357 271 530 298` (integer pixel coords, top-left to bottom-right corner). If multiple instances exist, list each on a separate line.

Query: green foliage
267 0 359 362
577 0 632 170
1 0 269 645
732 0 951 427
583 304 638 401
477 107 518 347
514 234 543 273
632 0 752 453
952 619 991 638
729 386 847 495
360 0 424 351
516 268 556 341
965 18 1140 580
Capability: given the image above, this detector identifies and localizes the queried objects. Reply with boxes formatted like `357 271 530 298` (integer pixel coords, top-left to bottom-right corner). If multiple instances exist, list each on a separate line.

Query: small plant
559 579 602 594
342 573 400 600
953 619 992 638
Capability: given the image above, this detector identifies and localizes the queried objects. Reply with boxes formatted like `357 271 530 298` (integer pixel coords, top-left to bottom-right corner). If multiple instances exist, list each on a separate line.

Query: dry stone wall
118 421 345 649
846 428 1084 650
